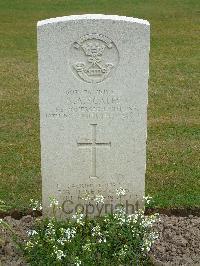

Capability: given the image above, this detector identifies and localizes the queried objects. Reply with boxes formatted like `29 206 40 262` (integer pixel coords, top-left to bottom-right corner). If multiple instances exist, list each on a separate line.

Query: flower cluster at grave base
0 192 158 265
16 193 158 265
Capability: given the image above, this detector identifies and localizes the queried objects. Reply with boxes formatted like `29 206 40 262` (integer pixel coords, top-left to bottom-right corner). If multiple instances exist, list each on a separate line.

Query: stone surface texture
37 14 150 216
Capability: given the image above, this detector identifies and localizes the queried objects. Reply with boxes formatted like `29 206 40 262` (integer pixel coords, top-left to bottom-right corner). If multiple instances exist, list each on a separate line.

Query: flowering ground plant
20 194 159 265
0 199 10 212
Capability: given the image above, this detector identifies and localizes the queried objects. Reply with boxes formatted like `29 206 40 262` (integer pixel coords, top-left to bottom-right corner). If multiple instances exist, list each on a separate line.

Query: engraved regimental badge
70 33 119 83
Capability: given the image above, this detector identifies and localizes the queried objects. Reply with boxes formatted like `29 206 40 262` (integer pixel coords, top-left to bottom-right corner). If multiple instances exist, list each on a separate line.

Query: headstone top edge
37 14 150 27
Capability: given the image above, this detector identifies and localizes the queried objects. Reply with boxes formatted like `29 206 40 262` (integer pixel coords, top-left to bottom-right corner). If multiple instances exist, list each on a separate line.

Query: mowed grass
0 0 199 210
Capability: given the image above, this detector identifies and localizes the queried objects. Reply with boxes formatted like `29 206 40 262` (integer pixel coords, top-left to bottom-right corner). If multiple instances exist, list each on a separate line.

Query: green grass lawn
0 0 199 211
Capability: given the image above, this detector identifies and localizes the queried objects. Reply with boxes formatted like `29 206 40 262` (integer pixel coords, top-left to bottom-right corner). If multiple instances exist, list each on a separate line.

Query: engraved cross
77 124 111 179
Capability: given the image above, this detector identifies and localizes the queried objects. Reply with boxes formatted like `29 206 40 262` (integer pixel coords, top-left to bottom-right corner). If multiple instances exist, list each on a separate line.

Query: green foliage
21 209 158 265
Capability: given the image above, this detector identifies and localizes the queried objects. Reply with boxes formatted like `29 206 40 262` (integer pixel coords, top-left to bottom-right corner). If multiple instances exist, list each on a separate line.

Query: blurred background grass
0 0 199 210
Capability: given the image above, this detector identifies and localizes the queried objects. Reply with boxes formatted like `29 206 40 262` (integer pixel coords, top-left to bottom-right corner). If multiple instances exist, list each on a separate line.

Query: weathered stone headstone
37 14 150 217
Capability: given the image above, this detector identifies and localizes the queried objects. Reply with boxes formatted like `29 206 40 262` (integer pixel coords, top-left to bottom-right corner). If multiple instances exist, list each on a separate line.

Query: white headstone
37 14 150 217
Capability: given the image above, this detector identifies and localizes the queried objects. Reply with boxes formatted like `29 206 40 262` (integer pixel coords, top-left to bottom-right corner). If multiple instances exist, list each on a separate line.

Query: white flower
0 218 3 224
30 199 42 211
53 246 66 260
140 213 158 229
118 244 128 257
47 221 54 229
25 241 34 249
91 225 107 244
103 216 110 223
91 225 101 237
113 206 127 225
149 231 159 241
142 238 152 253
27 230 38 236
72 213 84 225
127 213 137 224
98 237 106 243
57 238 65 245
115 206 125 214
94 195 104 204
143 195 153 205
116 187 126 196
46 221 56 236
74 256 81 265
49 197 59 207
60 227 76 241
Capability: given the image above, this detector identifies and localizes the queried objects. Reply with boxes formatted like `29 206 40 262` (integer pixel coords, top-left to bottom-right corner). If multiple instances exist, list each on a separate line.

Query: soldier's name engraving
57 182 137 202
56 182 141 216
45 88 140 120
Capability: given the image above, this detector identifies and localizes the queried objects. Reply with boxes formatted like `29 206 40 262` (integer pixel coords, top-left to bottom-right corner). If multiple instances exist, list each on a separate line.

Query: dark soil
0 214 200 265
150 215 200 266
1 207 200 219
